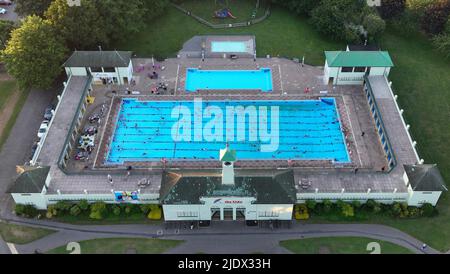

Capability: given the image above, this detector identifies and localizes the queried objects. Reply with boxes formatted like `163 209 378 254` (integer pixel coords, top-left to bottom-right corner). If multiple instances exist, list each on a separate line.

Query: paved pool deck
33 56 418 196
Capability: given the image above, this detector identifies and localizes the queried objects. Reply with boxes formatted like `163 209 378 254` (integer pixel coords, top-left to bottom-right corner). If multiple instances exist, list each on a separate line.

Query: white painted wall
163 204 205 221
252 204 293 220
65 67 87 77
403 172 443 206
297 192 409 204
407 191 442 206
163 197 293 221
65 60 133 85
11 193 47 210
323 63 391 85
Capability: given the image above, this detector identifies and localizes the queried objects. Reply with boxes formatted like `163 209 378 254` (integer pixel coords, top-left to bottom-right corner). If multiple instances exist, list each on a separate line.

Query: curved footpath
1 216 441 254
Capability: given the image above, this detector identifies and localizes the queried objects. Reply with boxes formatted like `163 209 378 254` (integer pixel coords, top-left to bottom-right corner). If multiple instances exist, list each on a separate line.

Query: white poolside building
7 43 447 222
64 51 134 85
323 48 394 85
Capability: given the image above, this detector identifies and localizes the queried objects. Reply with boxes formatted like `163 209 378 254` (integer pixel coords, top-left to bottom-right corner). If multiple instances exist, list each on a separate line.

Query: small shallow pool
211 41 247 53
185 68 273 92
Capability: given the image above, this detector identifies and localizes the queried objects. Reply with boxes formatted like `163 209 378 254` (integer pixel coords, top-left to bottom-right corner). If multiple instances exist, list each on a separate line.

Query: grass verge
47 238 183 254
280 236 414 254
0 221 56 245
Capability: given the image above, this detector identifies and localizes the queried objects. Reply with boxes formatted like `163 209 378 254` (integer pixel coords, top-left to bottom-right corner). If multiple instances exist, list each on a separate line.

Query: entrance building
160 147 296 222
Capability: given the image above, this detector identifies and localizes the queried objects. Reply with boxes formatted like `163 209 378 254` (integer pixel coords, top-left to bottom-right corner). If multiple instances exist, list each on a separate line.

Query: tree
363 13 386 40
45 0 109 49
97 0 168 45
15 204 38 217
351 200 362 209
1 16 67 89
379 0 406 19
15 0 53 16
305 200 317 211
432 33 450 58
271 0 321 16
140 204 152 214
341 203 354 217
421 203 437 217
310 0 367 42
0 20 15 50
323 199 333 213
110 204 121 216
78 200 89 211
96 0 146 45
89 202 107 220
70 205 81 216
143 0 170 20
55 201 71 213
421 0 450 35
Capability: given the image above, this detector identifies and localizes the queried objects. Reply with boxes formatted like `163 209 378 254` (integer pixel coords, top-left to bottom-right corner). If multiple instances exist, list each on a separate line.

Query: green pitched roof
7 166 50 194
325 51 394 67
160 170 296 205
220 148 236 162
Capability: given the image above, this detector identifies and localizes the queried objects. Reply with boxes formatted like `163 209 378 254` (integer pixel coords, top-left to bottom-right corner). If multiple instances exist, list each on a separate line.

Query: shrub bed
299 200 438 221
14 201 163 222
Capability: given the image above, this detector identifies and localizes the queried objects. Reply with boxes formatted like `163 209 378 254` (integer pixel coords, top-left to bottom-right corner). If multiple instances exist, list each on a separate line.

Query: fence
170 2 271 29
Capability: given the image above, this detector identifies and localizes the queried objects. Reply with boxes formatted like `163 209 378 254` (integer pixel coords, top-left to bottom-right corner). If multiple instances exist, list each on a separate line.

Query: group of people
151 82 168 94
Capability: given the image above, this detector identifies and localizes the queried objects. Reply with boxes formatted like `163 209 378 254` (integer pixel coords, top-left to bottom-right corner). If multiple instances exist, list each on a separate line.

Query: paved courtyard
24 54 419 197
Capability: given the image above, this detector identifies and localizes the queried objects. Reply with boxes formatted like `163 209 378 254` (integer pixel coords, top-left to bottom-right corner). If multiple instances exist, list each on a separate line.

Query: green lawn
47 238 183 254
0 221 56 245
178 0 267 25
280 237 414 254
0 82 29 150
0 80 16 110
115 5 344 63
118 4 450 251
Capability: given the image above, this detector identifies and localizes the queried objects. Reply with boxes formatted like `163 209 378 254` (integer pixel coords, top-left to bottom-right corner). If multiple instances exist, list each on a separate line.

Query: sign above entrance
213 199 243 204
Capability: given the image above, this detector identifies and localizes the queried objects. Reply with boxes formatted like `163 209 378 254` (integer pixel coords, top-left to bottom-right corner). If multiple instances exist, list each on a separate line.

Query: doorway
236 208 245 220
328 77 334 85
223 208 233 220
211 208 220 220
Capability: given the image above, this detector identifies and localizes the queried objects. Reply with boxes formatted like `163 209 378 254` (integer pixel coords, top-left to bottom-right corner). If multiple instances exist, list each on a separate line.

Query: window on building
341 67 353 72
177 211 198 217
90 67 102 72
103 67 116 72
258 211 279 217
354 67 366 72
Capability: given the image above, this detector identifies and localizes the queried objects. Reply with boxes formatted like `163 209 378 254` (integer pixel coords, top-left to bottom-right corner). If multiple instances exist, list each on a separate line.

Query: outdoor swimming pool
211 41 247 53
185 68 273 92
106 98 350 164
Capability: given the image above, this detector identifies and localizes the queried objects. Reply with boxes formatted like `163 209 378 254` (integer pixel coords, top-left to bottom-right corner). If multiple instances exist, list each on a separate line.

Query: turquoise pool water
185 68 273 92
106 98 350 164
211 41 247 53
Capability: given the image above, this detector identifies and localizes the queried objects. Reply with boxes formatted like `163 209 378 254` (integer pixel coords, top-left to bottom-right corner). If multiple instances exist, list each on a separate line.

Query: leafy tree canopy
1 16 67 89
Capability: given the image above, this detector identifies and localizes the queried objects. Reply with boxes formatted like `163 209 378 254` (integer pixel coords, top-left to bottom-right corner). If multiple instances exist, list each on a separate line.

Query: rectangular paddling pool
211 41 248 53
185 68 273 92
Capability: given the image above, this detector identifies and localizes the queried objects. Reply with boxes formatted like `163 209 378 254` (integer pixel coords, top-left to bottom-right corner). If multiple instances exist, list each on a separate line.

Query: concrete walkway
3 218 439 254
